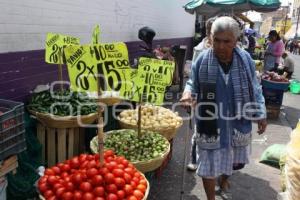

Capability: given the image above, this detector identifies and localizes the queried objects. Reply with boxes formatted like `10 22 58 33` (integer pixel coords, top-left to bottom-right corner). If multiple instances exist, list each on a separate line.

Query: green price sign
64 42 130 94
45 33 80 64
122 57 175 105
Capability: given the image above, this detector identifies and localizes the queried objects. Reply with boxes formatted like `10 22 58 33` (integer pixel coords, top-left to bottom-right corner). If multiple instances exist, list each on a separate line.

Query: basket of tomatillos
117 105 183 140
27 90 99 128
90 129 170 173
37 151 149 200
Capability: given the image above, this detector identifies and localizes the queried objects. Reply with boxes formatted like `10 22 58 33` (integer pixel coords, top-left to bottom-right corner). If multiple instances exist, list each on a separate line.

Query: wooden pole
58 49 64 91
97 73 104 165
137 95 142 138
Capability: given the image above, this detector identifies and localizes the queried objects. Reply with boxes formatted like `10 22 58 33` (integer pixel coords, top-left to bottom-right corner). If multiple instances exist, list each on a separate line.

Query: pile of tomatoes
38 150 148 200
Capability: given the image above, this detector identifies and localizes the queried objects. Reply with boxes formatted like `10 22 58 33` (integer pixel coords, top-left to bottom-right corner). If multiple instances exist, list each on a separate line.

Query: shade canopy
184 0 281 17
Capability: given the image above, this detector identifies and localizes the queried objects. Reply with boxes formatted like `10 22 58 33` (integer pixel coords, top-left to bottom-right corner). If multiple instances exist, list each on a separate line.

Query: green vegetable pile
103 130 169 162
27 90 98 116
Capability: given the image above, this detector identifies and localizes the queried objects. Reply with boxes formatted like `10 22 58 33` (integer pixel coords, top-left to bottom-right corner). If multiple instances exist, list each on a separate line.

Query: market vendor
180 16 267 200
278 52 294 79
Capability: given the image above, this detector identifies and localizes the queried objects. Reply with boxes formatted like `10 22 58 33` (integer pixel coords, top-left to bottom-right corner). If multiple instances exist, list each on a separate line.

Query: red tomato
112 169 124 177
82 192 94 200
106 193 118 200
134 172 141 178
43 190 54 199
124 173 132 183
91 175 103 186
61 164 71 172
86 168 98 178
38 176 48 185
130 181 137 189
64 181 75 191
72 173 83 185
87 160 97 169
99 167 109 175
117 190 125 199
80 160 89 169
79 182 92 192
73 190 83 200
61 191 73 200
45 169 55 176
47 176 58 185
60 172 69 179
87 155 94 161
94 153 100 160
121 159 129 167
124 168 134 176
127 196 138 200
47 196 57 200
132 177 140 185
104 150 115 158
94 197 105 200
133 190 144 200
70 157 80 169
114 177 125 188
55 187 66 198
51 166 61 175
106 161 118 171
79 154 88 163
64 176 71 183
136 184 146 193
116 164 125 169
139 180 147 186
106 184 118 193
38 182 49 193
105 156 114 162
93 186 104 197
128 163 134 168
124 184 133 196
53 183 64 191
104 173 115 184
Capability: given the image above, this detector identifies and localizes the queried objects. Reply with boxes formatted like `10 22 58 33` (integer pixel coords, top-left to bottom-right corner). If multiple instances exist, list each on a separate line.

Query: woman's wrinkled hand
179 91 196 110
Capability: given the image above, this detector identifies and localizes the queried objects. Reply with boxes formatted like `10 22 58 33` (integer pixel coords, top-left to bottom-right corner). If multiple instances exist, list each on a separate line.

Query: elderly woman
180 16 267 200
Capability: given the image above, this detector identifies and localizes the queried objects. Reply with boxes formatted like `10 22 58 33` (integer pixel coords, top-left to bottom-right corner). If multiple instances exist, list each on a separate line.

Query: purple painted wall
0 37 193 103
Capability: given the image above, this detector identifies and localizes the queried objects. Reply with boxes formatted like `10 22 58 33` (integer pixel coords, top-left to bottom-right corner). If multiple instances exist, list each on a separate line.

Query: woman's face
269 35 276 42
211 30 237 62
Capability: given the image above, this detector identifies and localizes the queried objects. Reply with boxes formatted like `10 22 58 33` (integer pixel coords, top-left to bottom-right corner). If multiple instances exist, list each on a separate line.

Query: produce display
38 151 149 200
118 105 182 130
262 71 289 83
100 129 169 162
28 90 97 116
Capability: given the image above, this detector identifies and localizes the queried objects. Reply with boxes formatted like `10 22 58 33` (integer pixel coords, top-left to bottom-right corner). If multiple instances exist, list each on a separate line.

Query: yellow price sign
92 25 100 44
124 57 175 105
64 42 130 94
64 45 98 92
45 33 80 64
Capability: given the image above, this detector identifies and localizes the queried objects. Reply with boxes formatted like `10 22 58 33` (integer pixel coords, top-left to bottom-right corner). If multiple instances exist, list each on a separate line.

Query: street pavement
147 54 300 200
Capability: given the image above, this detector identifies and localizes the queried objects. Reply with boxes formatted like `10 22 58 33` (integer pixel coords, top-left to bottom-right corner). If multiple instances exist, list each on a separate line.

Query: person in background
188 17 216 171
192 17 216 63
264 30 285 71
279 52 294 79
180 16 267 200
246 32 256 58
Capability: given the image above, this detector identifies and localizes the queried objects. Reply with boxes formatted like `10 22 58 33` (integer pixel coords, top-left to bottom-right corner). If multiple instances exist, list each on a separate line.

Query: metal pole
295 7 300 38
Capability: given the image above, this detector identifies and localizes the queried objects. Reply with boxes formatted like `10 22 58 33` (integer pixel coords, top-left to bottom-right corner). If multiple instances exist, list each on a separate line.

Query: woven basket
90 129 171 173
39 171 150 200
28 110 98 128
118 118 183 140
98 97 122 106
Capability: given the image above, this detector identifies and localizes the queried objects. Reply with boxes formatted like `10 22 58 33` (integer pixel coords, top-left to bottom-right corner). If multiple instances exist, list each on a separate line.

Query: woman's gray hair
211 16 241 39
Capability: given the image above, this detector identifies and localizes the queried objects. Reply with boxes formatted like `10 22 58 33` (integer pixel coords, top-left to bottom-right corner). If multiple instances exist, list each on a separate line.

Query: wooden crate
36 123 86 167
0 155 18 177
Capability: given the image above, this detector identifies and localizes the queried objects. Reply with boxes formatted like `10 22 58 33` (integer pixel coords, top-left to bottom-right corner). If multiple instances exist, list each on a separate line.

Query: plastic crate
0 99 26 161
263 88 284 106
